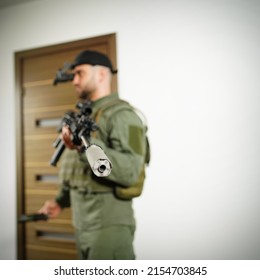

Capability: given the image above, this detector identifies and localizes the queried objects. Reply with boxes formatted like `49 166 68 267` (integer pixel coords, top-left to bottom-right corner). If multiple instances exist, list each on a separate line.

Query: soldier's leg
75 225 135 260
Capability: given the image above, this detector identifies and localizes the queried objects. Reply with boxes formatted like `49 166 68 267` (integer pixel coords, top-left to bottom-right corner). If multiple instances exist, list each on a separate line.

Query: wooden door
15 34 117 259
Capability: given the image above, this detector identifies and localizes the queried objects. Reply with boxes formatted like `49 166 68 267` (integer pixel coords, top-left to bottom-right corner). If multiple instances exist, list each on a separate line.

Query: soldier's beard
79 91 89 100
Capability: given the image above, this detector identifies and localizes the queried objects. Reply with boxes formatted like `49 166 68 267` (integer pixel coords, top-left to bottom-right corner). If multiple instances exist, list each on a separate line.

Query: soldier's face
72 64 98 100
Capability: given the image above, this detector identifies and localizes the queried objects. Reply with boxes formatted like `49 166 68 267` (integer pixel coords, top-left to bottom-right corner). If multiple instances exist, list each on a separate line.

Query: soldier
39 50 149 260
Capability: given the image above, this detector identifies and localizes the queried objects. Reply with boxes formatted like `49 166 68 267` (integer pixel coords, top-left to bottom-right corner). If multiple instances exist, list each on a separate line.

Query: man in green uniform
39 50 148 260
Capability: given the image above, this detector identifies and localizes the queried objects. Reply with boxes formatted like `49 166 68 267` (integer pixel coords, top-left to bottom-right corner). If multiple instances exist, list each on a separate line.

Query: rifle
50 100 112 177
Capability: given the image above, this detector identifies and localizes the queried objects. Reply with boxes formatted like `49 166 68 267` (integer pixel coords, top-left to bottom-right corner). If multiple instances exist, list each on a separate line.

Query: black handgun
18 213 48 223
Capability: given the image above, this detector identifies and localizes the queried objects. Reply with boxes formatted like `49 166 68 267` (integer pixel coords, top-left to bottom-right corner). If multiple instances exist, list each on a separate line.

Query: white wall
0 0 260 260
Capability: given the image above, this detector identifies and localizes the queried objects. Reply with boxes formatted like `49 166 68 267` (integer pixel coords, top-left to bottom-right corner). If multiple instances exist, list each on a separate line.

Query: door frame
15 33 117 259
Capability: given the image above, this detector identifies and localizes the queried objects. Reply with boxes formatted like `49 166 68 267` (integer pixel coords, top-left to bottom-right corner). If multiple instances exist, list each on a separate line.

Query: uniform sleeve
55 183 71 208
80 109 146 187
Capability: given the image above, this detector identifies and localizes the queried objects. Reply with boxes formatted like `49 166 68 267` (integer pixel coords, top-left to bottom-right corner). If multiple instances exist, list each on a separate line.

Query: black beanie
70 50 117 74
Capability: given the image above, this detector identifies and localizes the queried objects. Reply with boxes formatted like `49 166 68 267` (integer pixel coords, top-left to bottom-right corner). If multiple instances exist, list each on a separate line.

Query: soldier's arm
81 109 146 186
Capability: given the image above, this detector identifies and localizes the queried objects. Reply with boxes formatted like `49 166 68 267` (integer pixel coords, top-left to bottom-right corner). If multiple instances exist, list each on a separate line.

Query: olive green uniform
55 93 147 260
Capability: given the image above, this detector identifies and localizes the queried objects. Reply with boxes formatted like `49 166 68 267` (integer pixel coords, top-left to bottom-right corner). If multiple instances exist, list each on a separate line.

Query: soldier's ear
98 66 110 82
